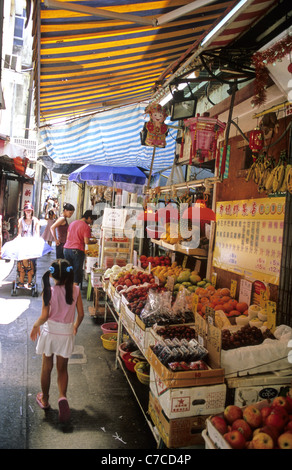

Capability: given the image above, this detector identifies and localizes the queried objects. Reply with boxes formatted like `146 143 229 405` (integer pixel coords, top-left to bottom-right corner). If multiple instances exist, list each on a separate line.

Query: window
13 11 25 53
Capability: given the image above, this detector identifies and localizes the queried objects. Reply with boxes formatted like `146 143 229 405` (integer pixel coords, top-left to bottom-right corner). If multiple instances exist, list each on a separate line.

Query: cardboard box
148 391 205 449
147 347 224 388
133 319 154 355
206 400 270 449
120 303 135 333
226 373 292 407
90 268 105 288
85 256 99 273
150 367 226 418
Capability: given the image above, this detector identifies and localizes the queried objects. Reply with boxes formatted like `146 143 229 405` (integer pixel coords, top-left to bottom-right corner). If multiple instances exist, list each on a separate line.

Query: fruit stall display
99 256 292 448
206 395 292 449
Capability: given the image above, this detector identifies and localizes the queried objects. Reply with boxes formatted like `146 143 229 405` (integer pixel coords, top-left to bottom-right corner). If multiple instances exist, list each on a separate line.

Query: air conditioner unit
3 54 21 72
12 137 38 162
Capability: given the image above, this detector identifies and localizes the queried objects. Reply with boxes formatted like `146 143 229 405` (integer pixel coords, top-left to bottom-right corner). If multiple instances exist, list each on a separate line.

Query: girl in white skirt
30 258 84 422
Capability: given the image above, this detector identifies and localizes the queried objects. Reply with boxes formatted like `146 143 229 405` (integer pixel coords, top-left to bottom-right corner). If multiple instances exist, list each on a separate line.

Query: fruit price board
213 197 285 285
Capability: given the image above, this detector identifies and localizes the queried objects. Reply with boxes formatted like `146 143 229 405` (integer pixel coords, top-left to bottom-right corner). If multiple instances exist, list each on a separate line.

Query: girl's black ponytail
42 270 52 306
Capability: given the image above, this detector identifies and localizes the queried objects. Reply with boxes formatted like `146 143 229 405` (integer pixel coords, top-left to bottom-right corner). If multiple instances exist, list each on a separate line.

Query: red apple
278 432 292 449
261 405 272 421
224 430 246 449
211 416 228 435
224 405 243 424
231 419 253 440
265 407 288 431
285 420 292 432
285 396 292 413
254 425 280 446
243 405 263 429
272 396 290 412
252 432 274 449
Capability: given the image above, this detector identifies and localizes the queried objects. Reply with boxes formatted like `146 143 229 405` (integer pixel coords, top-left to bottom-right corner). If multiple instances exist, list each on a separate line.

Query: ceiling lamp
169 83 198 121
182 199 216 221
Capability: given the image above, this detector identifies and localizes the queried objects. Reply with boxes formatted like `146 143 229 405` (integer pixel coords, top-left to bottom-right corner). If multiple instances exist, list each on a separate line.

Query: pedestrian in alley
17 203 40 287
50 203 75 258
63 210 97 286
30 258 84 423
41 210 56 246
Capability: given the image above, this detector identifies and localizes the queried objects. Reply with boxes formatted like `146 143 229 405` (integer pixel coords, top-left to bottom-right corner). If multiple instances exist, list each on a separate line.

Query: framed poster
213 197 285 285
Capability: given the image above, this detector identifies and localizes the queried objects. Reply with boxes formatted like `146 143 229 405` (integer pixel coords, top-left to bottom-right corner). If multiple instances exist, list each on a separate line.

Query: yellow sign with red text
213 198 285 285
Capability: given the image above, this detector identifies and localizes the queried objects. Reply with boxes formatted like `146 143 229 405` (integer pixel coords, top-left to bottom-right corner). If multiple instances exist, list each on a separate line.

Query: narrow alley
0 229 157 451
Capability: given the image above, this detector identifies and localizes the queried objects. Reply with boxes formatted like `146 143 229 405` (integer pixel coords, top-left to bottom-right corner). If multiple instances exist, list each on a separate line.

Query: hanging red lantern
249 128 264 152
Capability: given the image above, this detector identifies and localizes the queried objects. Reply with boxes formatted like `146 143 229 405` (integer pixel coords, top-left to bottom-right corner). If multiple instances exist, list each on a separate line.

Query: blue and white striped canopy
40 103 177 171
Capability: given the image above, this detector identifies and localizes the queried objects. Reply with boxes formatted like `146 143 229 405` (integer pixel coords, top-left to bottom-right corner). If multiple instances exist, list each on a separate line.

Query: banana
265 165 278 192
279 163 292 192
245 161 256 182
287 166 292 194
272 164 284 192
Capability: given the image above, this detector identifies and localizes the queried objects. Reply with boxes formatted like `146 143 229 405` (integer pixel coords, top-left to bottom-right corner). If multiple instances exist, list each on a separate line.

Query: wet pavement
0 225 157 451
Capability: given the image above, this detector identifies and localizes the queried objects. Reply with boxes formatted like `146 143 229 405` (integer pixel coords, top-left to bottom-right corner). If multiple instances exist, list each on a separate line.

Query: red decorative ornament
288 62 292 74
249 128 264 152
252 36 292 107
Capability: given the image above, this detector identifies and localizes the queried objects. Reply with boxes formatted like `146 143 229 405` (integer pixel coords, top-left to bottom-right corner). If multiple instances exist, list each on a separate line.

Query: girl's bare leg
40 354 54 406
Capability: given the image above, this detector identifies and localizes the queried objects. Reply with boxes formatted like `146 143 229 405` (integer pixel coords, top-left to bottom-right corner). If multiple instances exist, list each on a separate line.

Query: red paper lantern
249 128 264 152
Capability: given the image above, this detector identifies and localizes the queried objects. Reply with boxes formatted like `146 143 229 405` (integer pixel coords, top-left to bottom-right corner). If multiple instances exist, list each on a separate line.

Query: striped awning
39 103 177 171
32 0 278 125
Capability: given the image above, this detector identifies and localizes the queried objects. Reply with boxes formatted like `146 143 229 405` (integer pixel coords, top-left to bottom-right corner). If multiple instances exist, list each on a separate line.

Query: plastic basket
101 333 117 351
122 352 140 372
101 322 118 335
134 362 150 385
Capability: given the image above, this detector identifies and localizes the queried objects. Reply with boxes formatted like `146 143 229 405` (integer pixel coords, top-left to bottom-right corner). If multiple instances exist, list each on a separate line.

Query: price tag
192 294 199 314
182 255 188 269
211 272 217 287
260 289 268 308
166 275 176 292
266 301 277 332
230 280 237 299
205 306 215 324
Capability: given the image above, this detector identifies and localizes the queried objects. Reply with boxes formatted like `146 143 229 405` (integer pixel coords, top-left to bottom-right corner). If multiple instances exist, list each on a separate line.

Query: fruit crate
148 391 206 449
206 400 270 449
147 346 224 388
150 367 227 419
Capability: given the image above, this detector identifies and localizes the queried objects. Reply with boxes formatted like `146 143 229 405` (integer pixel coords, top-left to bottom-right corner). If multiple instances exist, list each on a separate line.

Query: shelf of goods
102 268 228 449
99 228 134 269
151 238 208 259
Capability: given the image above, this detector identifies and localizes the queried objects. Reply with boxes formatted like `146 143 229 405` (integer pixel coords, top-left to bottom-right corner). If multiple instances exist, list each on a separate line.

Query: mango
189 274 201 284
177 271 191 283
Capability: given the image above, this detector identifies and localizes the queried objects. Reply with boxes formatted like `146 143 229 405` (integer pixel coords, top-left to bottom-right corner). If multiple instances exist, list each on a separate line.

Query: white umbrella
1 236 53 260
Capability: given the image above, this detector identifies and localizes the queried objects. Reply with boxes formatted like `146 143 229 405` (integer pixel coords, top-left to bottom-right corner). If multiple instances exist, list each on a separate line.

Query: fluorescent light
201 0 249 46
159 72 197 106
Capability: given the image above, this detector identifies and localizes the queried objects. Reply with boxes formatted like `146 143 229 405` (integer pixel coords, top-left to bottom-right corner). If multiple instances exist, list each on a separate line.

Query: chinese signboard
213 198 285 285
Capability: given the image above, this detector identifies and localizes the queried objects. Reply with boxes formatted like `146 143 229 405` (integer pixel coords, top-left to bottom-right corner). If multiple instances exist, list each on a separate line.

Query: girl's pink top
48 285 79 323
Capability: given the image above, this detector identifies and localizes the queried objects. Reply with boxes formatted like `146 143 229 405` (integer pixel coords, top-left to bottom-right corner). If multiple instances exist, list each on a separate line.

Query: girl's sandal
58 397 70 422
36 392 50 410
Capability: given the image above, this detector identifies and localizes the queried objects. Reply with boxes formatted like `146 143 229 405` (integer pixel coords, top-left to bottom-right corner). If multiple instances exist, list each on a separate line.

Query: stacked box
148 391 205 448
150 367 227 419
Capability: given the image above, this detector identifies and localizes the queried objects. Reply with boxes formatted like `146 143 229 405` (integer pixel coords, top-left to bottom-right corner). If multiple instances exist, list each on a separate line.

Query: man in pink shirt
64 210 97 285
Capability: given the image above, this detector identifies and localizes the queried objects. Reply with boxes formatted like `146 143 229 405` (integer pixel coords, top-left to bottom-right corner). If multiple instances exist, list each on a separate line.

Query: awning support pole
147 147 156 191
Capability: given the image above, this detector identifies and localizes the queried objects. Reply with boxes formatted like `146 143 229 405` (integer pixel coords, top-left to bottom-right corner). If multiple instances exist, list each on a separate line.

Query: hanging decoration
249 127 264 161
140 103 168 148
251 35 292 107
184 113 226 164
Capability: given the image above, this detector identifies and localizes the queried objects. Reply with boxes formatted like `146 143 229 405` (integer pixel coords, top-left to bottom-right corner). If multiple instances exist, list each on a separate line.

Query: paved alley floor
0 236 157 451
